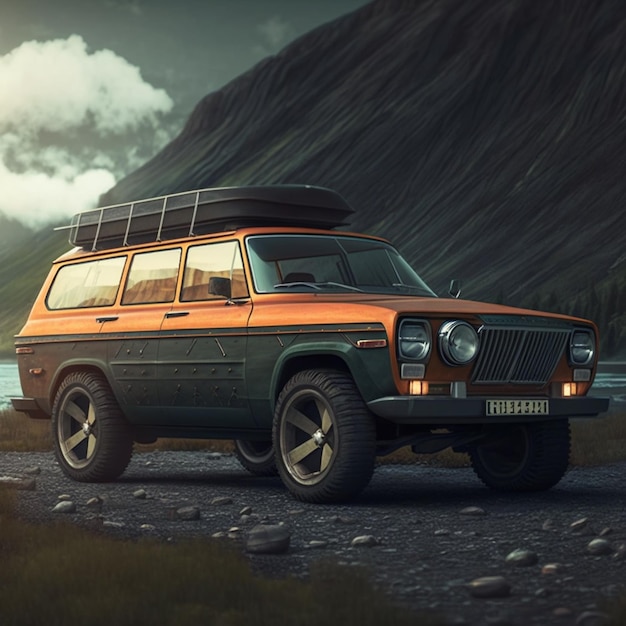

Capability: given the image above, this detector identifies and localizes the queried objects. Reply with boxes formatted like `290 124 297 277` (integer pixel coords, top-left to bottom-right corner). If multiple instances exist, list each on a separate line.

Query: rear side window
47 257 126 310
122 248 181 305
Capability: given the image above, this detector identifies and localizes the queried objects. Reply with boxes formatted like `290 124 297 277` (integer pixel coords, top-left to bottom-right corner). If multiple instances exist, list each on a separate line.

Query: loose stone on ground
3 450 626 626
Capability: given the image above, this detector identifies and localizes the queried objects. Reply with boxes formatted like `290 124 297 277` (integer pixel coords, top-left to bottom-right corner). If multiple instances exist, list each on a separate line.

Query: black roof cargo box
62 185 354 250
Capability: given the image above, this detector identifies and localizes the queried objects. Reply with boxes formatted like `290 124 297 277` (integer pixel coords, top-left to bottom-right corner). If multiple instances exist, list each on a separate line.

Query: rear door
105 247 181 417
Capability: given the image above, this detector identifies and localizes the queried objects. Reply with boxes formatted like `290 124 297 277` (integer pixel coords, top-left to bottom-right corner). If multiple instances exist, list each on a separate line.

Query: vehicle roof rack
58 185 355 251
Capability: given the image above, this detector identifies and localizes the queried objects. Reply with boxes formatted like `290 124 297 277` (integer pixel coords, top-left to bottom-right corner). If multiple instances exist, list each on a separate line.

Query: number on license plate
486 399 549 416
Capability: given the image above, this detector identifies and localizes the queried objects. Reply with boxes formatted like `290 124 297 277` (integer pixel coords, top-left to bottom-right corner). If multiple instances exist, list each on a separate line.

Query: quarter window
46 257 126 310
181 241 248 301
122 248 181 305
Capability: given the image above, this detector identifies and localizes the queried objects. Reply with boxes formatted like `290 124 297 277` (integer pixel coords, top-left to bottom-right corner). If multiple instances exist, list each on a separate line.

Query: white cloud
0 161 116 228
0 35 174 227
0 34 172 135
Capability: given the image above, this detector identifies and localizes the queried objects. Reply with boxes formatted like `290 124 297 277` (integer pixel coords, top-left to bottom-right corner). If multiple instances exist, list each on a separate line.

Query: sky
0 0 369 227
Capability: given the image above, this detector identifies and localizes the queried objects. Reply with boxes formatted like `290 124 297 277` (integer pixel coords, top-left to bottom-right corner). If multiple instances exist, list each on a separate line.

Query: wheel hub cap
313 428 325 447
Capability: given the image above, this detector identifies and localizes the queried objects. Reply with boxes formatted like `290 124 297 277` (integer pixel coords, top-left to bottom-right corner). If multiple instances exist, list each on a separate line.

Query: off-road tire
233 439 278 476
273 368 376 503
52 371 133 482
469 420 570 491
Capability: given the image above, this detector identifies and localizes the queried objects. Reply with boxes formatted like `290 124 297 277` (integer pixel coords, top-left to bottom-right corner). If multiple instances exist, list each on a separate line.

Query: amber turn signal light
409 380 429 395
562 382 578 397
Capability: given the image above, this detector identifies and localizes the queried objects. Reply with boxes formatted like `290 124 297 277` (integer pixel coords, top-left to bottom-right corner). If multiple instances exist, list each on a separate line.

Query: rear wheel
469 420 570 491
52 371 133 482
233 439 277 476
273 369 376 503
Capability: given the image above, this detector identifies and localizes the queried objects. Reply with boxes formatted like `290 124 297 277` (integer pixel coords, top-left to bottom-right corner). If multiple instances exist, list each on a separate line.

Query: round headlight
399 321 431 361
438 320 479 365
570 330 595 366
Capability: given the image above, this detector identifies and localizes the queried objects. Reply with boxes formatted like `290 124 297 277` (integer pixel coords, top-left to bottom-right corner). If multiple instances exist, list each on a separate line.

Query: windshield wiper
314 281 363 292
391 283 436 296
273 281 363 292
273 282 321 290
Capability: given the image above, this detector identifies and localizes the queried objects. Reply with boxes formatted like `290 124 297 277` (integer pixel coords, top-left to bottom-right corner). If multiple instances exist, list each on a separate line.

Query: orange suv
11 185 610 502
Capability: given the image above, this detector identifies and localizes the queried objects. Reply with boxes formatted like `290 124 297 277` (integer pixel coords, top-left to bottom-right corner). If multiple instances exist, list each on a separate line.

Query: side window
181 241 248 302
122 248 181 305
46 256 126 310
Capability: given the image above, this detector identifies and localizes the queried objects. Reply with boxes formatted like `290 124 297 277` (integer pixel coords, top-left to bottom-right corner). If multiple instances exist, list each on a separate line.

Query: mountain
101 0 625 300
3 0 625 357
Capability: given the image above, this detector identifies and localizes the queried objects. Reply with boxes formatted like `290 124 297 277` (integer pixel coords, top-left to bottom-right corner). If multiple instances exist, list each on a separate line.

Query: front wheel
52 371 133 482
469 420 570 491
233 439 277 476
273 369 376 503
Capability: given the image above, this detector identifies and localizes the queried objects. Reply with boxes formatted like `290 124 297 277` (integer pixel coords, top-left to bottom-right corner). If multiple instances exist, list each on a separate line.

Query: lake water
1 360 624 410
591 363 626 405
0 361 20 409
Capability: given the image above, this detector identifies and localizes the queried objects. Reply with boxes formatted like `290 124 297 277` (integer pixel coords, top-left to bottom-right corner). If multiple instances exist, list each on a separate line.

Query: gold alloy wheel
279 388 337 485
57 387 99 469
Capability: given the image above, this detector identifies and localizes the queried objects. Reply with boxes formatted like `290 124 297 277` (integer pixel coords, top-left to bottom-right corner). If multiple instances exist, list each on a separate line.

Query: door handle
96 316 119 323
165 311 190 318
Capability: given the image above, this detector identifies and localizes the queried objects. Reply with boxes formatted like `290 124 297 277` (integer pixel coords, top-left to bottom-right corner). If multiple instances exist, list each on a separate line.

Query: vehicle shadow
358 465 626 510
116 459 626 511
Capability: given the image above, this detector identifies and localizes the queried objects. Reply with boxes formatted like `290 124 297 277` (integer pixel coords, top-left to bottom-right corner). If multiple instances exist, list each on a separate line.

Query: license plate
486 399 549 416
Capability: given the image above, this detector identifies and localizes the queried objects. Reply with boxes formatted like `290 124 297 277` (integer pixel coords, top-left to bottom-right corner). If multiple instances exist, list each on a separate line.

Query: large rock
0 476 36 491
466 576 511 599
246 524 291 554
505 549 539 567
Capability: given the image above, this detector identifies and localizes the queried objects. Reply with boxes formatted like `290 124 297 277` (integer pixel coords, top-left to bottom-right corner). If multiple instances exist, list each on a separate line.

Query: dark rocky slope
98 0 624 322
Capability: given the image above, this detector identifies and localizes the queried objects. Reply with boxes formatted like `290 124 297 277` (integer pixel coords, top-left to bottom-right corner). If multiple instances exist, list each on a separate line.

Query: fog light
573 369 591 382
563 383 578 397
409 380 429 395
401 363 425 379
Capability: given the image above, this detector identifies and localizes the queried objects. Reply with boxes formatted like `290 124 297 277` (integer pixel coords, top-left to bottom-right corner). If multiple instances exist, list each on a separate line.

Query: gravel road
2 450 625 626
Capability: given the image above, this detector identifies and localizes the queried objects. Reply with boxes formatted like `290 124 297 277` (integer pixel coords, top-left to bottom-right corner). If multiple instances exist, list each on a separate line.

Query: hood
251 293 592 329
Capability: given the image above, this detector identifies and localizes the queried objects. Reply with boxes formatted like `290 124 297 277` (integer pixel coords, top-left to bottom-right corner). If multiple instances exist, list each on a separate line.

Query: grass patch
604 594 626 626
0 409 51 452
570 411 626 465
0 488 438 626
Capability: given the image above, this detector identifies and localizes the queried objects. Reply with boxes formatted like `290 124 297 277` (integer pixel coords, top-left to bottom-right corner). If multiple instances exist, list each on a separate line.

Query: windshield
245 234 436 296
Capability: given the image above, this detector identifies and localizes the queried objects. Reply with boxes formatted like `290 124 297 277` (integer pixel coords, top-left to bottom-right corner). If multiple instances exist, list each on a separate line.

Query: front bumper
367 395 611 424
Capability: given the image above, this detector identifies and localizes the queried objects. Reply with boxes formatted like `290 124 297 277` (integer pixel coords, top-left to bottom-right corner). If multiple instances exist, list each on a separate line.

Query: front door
157 240 253 428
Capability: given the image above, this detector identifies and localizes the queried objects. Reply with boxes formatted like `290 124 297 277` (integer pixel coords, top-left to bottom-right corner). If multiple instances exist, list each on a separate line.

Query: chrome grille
472 327 570 385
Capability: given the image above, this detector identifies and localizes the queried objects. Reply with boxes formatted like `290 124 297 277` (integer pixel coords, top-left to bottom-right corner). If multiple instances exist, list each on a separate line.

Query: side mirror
208 276 232 299
448 279 461 299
